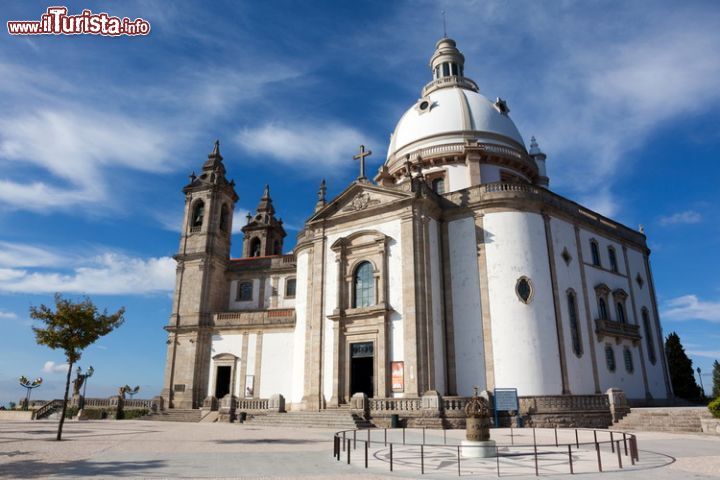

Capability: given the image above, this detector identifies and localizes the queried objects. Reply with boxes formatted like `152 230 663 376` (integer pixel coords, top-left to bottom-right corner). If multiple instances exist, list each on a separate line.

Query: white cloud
232 209 250 234
658 210 702 226
0 109 172 212
236 122 368 170
688 350 720 359
0 251 176 295
578 188 620 218
662 295 720 323
0 241 68 268
42 361 69 374
0 310 17 320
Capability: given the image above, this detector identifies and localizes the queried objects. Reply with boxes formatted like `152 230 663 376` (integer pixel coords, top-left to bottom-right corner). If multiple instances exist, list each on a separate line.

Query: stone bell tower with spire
162 140 238 409
241 185 286 257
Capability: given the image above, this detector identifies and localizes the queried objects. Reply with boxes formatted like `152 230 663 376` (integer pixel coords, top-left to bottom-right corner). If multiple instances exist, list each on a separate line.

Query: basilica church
161 37 673 415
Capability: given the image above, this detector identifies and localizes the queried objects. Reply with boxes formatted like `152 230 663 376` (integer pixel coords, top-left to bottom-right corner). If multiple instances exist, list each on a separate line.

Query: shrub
64 406 79 418
709 397 720 419
118 408 149 420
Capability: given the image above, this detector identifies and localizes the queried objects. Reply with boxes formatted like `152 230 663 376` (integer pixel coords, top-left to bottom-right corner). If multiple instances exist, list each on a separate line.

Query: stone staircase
140 408 204 423
246 407 373 429
614 407 712 433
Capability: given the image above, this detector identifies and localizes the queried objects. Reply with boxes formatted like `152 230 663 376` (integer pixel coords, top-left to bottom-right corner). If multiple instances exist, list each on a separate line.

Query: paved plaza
0 420 718 479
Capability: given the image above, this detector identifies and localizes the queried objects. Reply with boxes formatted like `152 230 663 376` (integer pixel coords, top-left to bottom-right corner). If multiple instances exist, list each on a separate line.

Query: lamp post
697 367 705 399
80 366 94 409
18 376 43 411
124 385 140 400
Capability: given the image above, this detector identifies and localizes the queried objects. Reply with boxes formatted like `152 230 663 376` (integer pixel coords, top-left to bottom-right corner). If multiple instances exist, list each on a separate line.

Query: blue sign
493 388 519 427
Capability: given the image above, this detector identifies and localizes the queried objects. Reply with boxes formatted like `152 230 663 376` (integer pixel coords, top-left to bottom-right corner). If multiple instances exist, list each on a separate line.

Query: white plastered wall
549 217 596 394
259 332 294 399
290 251 310 405
484 211 562 396
578 228 646 399
448 216 486 395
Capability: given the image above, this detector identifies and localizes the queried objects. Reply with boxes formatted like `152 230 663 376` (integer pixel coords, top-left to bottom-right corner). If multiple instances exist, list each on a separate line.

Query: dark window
567 291 582 356
219 204 229 232
237 281 253 302
250 238 261 257
598 297 608 319
191 200 204 228
642 308 657 365
442 62 450 77
285 278 296 298
590 240 601 266
516 277 533 303
624 347 634 373
451 63 458 76
608 247 618 272
353 261 375 308
431 178 445 194
616 302 626 324
605 345 616 372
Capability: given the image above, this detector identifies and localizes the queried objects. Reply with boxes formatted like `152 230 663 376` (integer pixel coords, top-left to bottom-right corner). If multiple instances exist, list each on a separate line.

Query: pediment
308 181 412 222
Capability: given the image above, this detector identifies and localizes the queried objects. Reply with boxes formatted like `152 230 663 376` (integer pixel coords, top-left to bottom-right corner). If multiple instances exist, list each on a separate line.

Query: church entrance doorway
215 366 231 399
350 342 374 397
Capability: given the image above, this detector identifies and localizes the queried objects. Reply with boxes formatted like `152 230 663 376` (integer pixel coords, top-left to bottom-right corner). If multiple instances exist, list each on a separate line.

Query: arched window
608 246 618 273
598 297 608 320
616 302 626 324
353 261 375 308
623 347 634 373
250 238 262 257
605 345 616 372
567 291 582 356
191 200 205 229
285 278 296 298
642 308 657 365
431 178 445 194
590 240 601 266
219 204 229 232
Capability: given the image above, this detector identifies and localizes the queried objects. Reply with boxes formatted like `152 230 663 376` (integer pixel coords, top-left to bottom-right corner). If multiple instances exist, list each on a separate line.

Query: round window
419 100 429 110
516 277 533 304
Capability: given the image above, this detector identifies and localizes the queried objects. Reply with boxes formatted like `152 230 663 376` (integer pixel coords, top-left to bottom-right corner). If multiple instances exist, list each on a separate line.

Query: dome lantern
423 37 479 96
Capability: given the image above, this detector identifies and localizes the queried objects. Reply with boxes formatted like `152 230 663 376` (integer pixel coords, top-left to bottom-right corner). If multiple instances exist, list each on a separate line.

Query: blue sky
1 0 719 405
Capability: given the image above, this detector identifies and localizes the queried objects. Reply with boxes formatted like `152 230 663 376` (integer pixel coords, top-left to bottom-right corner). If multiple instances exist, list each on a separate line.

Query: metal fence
332 426 639 476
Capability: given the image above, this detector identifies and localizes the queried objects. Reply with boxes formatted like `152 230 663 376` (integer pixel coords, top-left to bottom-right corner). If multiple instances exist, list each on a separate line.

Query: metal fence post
457 445 461 476
595 442 602 472
354 430 357 450
623 433 628 456
575 429 579 449
616 440 622 469
384 428 387 446
421 444 424 475
554 427 558 447
343 431 346 452
365 440 368 468
610 432 614 453
347 439 351 465
568 444 573 474
390 443 393 471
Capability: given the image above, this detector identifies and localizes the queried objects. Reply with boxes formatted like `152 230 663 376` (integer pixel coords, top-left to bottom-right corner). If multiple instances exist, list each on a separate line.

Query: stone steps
246 411 373 429
141 409 203 423
614 407 711 433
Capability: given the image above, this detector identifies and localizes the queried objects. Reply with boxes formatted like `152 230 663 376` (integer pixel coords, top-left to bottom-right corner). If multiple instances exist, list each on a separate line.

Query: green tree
665 332 703 403
31 294 124 441
712 360 720 399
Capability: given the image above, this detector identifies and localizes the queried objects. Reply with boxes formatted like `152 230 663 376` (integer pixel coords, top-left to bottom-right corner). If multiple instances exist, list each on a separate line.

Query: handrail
34 399 63 419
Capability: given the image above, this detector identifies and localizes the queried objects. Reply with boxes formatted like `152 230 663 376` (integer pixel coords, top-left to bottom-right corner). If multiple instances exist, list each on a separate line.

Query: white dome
387 87 526 162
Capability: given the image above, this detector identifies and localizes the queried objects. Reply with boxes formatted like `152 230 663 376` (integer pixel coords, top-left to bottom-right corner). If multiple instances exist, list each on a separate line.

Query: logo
7 6 151 36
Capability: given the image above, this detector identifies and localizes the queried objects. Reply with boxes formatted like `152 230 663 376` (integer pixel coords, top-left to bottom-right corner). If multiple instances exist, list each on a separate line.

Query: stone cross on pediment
353 145 372 181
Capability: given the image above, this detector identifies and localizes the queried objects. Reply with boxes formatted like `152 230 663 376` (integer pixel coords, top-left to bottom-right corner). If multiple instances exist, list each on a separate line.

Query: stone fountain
460 387 496 458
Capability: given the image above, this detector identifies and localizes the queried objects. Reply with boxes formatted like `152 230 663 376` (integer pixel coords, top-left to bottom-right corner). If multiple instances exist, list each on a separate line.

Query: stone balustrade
214 309 295 329
595 318 642 343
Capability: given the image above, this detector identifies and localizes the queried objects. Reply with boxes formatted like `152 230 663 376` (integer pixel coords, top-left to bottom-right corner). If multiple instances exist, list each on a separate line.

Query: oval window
516 277 533 304
419 101 429 110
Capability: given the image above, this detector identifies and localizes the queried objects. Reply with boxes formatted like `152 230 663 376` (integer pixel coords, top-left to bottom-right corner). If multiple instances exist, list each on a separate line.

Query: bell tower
162 140 238 409
241 185 286 257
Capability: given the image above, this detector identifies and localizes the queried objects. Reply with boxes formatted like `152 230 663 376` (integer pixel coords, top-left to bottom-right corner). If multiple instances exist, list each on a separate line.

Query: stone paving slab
0 420 717 479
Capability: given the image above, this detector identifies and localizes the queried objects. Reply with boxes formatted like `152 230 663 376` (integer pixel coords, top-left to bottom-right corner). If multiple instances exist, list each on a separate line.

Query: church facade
161 38 673 413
